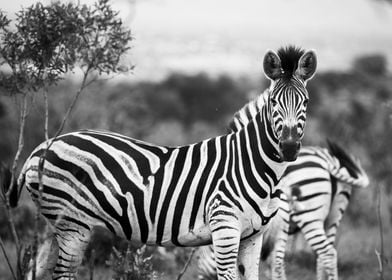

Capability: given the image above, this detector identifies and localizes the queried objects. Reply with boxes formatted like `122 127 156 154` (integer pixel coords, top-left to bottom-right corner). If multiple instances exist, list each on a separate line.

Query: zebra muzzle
279 123 301 161
279 139 301 162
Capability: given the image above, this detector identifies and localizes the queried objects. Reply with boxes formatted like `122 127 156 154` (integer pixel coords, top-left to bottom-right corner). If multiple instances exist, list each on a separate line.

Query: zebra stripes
3 46 317 280
195 142 369 280
268 141 369 280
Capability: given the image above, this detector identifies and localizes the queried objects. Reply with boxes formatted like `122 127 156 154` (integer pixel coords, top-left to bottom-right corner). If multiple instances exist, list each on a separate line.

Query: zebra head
263 46 317 162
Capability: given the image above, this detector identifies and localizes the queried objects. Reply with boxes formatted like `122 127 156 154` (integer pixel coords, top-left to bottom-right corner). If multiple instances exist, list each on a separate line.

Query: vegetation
0 1 140 279
0 1 391 280
0 54 390 279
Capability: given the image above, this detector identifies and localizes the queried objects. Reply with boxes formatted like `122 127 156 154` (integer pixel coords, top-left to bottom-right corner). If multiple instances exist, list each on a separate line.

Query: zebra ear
263 50 282 81
296 50 317 81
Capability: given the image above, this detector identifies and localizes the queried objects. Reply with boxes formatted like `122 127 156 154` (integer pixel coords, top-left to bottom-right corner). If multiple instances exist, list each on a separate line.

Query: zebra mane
227 90 269 132
228 46 305 132
277 45 305 79
326 139 360 179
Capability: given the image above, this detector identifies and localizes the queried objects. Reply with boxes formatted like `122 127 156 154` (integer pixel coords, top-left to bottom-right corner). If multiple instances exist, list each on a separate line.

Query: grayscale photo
0 0 391 279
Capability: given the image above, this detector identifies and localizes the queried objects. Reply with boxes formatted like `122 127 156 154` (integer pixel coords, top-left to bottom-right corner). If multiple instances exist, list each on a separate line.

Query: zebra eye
303 99 309 107
271 99 278 107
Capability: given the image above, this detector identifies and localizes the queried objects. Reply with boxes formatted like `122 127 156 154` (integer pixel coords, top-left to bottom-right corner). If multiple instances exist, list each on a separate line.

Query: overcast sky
3 0 392 80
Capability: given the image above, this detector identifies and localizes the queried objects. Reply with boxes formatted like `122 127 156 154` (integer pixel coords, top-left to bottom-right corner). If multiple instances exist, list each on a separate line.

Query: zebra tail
326 139 369 188
0 163 21 208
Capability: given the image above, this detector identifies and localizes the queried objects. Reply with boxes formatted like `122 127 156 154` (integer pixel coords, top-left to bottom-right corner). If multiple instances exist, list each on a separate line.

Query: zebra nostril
279 139 301 162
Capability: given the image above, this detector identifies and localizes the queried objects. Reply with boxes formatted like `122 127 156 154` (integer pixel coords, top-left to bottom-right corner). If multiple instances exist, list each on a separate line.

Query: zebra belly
157 225 212 247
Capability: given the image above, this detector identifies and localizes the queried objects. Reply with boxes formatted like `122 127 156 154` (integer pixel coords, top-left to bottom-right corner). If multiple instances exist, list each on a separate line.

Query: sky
3 0 392 80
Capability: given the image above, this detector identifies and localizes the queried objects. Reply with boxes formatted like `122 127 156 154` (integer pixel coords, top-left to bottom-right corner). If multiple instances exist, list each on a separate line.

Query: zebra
2 45 317 280
267 141 369 280
194 141 369 280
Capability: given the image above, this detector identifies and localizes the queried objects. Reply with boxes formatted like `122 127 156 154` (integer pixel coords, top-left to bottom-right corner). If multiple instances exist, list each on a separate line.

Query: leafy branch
0 0 133 278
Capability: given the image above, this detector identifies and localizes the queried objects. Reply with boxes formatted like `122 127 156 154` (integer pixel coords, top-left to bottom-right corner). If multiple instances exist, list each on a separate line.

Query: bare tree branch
176 248 196 280
5 93 29 279
0 236 16 280
43 88 49 141
375 184 385 280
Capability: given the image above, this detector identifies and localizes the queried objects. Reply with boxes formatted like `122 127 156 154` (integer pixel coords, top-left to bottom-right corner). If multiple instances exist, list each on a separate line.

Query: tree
353 54 387 77
0 1 132 279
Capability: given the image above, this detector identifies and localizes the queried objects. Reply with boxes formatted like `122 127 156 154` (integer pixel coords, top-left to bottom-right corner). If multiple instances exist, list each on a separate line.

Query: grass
273 224 391 280
0 222 390 280
183 224 391 280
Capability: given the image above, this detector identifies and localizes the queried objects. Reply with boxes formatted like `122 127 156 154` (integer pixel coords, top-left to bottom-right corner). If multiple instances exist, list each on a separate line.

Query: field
1 217 390 280
181 225 391 280
1 23 392 280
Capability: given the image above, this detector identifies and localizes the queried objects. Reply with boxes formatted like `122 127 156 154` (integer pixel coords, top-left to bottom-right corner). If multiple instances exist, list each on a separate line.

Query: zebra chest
239 211 264 237
239 196 281 237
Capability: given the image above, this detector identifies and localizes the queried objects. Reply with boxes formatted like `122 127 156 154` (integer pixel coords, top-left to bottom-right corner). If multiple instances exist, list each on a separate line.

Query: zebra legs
51 225 92 279
237 232 263 280
268 197 290 280
302 221 338 280
316 247 338 280
210 219 240 279
208 195 243 280
27 232 59 280
270 226 289 280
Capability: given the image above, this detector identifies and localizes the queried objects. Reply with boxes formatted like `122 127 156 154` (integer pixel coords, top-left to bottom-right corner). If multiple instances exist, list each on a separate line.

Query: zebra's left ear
296 50 317 82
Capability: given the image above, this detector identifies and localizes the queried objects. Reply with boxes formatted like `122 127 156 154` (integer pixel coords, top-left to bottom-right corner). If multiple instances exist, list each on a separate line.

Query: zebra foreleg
237 232 263 280
51 224 92 279
209 206 241 280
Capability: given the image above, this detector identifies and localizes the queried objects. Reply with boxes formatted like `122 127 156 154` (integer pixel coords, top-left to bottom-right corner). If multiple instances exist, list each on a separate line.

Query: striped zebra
2 46 317 280
267 141 369 280
194 141 369 280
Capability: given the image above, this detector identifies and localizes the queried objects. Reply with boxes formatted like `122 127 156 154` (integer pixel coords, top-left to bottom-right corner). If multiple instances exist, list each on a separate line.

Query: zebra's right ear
263 50 282 81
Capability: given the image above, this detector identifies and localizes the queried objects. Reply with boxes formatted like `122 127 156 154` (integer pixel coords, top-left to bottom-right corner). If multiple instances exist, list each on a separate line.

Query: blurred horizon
4 0 392 81
0 1 392 279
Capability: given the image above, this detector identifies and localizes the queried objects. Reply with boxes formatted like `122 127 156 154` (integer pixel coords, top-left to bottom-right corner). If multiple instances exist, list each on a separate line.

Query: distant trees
353 54 388 77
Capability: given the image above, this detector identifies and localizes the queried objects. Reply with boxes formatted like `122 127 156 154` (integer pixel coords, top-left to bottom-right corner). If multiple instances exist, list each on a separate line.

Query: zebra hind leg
268 195 290 280
316 246 338 280
302 221 337 280
26 232 59 280
51 223 92 279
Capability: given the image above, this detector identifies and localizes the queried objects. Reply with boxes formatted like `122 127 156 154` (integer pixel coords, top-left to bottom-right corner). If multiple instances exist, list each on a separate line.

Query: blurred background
0 0 392 279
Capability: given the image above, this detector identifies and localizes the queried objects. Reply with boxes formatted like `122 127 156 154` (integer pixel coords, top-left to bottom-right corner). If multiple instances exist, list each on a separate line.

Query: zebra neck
231 106 287 190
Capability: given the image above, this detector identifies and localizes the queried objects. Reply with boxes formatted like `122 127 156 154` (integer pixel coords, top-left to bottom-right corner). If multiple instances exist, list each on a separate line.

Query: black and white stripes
267 142 369 280
195 142 369 280
5 46 317 280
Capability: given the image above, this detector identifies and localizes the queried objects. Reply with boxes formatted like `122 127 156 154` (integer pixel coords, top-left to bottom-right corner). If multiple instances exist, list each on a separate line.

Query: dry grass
182 224 391 280
281 224 391 280
1 223 390 280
